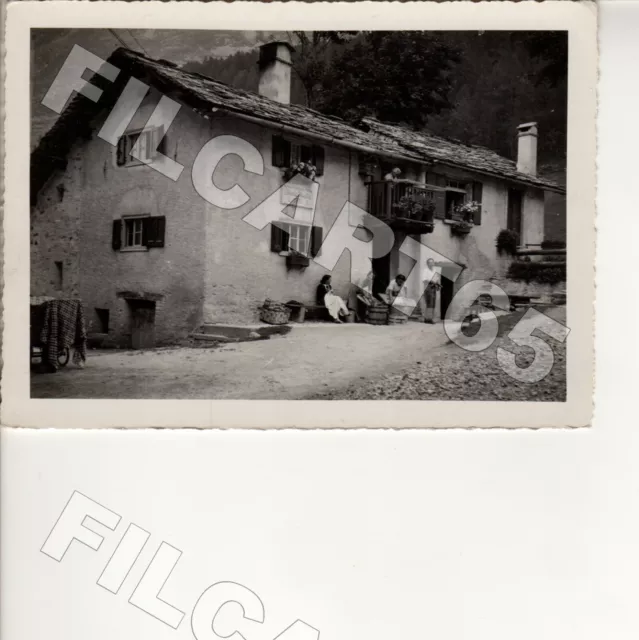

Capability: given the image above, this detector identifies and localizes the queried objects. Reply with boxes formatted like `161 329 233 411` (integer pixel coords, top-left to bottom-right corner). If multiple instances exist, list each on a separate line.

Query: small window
445 191 466 219
280 222 311 255
116 126 164 167
95 308 110 333
124 218 145 248
447 179 467 190
54 261 63 288
112 216 166 251
271 136 324 176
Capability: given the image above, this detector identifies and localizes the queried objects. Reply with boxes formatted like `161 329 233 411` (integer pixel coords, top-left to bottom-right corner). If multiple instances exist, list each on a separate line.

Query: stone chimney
517 122 538 175
257 41 295 105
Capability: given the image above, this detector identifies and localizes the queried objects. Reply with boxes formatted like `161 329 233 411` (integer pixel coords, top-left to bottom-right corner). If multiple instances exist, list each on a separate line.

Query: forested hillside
183 31 567 171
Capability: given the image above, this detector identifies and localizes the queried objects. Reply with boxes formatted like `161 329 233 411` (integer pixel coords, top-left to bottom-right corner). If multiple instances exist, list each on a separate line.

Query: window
116 126 165 167
281 222 311 255
125 218 145 248
447 179 467 190
54 261 63 288
271 223 323 257
95 308 110 333
272 136 325 176
112 216 166 251
445 191 466 219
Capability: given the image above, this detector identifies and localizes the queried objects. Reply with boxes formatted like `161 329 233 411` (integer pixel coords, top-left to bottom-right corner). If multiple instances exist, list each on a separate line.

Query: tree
313 32 461 128
425 32 567 167
288 31 355 108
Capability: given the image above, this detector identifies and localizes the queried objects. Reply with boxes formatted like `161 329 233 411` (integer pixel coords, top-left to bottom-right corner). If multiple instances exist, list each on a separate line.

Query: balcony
367 181 440 234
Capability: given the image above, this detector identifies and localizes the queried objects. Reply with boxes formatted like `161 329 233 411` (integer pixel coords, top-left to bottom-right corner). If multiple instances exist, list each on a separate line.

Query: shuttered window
271 136 324 176
270 223 322 257
116 126 165 167
111 216 166 250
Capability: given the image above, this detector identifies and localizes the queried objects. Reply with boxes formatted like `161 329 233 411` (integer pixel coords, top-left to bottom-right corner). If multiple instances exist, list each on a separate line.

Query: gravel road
314 307 567 401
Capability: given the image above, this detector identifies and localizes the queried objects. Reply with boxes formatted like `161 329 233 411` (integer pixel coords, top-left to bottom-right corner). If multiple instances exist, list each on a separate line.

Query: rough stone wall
201 116 370 324
31 84 551 341
32 88 208 347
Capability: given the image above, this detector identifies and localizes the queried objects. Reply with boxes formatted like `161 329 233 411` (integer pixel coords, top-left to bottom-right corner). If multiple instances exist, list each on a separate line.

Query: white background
2 2 639 639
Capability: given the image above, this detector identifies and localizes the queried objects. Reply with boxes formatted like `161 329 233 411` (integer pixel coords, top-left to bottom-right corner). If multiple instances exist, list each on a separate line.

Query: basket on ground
259 299 291 325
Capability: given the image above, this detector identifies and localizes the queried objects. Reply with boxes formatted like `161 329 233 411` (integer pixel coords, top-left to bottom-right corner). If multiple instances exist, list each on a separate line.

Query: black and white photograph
2 1 597 426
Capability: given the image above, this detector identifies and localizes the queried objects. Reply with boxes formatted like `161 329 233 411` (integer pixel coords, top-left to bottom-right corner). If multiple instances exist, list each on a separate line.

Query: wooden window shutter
472 181 483 225
310 225 323 257
141 218 150 247
146 216 166 248
116 137 127 166
112 219 122 250
290 143 302 165
312 146 325 176
270 224 289 252
435 174 447 188
272 136 290 168
434 191 446 219
154 126 166 157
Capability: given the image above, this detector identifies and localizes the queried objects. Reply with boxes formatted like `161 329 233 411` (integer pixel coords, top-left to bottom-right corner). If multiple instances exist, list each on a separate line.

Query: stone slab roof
31 47 566 200
362 118 565 193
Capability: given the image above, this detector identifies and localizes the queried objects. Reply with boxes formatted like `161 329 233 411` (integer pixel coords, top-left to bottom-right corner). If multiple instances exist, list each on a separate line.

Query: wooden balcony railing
367 181 441 234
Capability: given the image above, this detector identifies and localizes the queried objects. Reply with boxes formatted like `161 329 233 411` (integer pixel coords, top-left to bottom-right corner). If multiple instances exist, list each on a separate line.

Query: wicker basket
259 300 291 325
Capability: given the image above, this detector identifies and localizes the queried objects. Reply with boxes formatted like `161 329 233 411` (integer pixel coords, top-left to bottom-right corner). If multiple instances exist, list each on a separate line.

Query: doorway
372 252 390 299
440 266 456 319
507 188 523 237
128 300 156 350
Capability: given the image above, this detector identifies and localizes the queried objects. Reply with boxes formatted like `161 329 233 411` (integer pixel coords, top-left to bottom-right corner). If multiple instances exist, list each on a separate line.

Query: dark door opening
128 300 156 350
440 267 455 319
507 188 523 237
372 253 390 299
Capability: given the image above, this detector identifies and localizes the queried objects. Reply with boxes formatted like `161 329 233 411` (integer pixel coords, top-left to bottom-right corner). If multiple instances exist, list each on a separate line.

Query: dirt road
31 322 455 399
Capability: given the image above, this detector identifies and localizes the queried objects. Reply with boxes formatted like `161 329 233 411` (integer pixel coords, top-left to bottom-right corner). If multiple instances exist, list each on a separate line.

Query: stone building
30 42 565 348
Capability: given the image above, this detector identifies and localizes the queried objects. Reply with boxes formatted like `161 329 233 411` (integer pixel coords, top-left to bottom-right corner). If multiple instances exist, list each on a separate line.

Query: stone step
193 323 292 341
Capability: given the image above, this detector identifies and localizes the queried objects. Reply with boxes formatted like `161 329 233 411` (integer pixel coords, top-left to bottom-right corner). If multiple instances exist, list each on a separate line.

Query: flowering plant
284 162 317 182
393 195 436 221
453 200 481 223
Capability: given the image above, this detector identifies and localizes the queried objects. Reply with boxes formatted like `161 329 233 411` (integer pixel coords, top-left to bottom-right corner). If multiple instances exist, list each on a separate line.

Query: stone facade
31 91 548 347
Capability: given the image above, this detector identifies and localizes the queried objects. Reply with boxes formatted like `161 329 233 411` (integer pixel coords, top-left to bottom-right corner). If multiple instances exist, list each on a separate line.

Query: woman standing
316 275 350 323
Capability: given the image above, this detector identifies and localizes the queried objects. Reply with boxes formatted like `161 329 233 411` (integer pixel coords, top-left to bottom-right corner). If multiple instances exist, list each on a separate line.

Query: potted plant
392 196 436 227
450 200 480 236
283 161 317 182
286 249 310 268
496 229 520 255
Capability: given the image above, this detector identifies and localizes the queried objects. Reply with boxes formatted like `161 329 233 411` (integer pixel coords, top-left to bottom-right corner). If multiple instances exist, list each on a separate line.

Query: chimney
516 122 538 175
257 41 295 105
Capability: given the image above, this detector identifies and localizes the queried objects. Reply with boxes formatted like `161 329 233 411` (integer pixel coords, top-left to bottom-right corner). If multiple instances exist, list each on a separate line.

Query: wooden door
130 301 156 350
507 188 523 237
